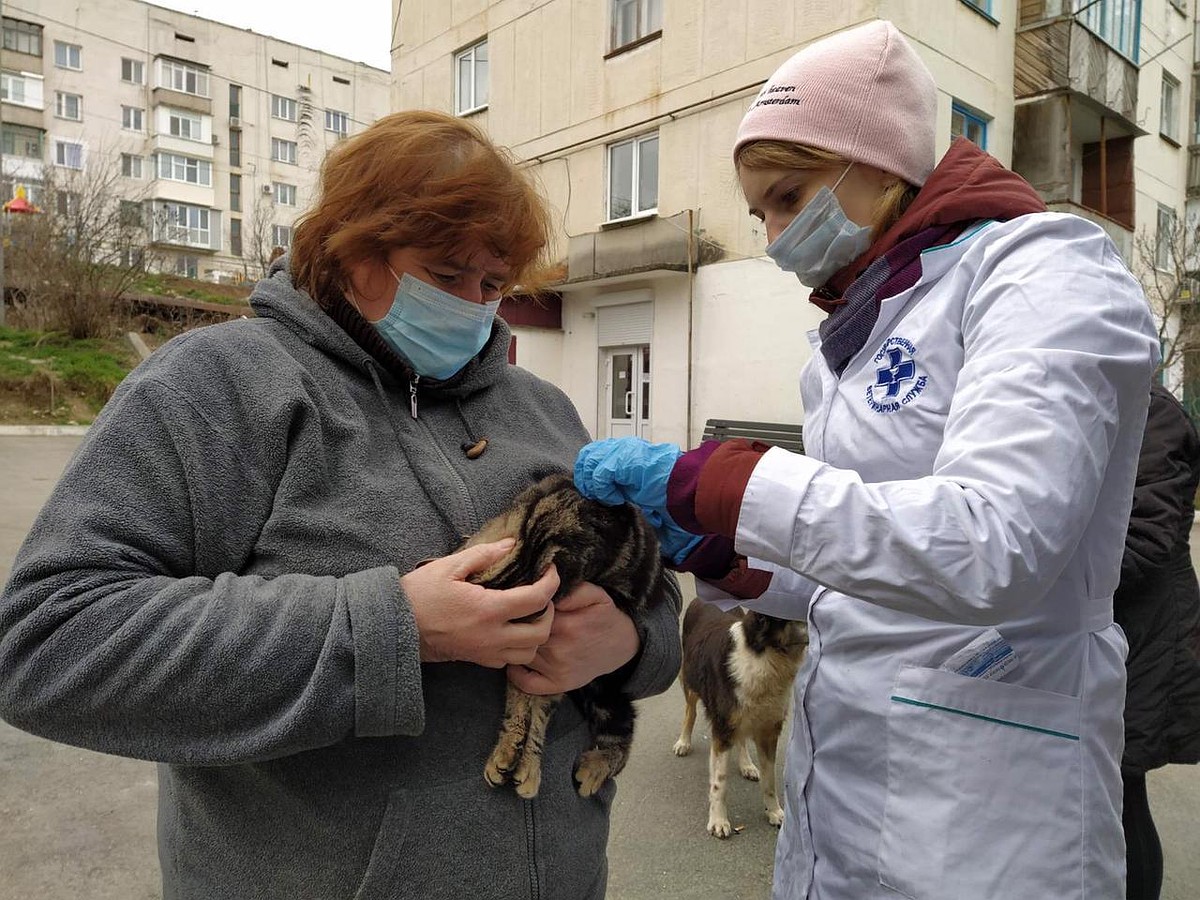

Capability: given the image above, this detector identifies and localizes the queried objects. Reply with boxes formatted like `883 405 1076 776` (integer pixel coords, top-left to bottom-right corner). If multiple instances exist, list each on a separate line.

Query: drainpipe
686 208 695 446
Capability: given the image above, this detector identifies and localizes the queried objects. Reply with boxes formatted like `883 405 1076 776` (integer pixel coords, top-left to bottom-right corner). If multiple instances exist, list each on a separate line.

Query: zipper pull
409 375 419 419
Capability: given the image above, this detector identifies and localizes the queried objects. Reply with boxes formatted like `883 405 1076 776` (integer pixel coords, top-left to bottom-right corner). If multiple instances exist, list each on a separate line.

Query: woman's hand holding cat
402 539 560 668
507 582 639 695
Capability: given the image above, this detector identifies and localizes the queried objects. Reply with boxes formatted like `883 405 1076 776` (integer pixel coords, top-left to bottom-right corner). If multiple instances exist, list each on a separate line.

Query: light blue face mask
366 268 500 380
765 165 873 288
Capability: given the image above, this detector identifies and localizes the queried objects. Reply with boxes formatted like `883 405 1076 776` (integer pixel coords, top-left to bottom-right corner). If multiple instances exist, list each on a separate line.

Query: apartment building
393 0 1193 445
1 0 390 283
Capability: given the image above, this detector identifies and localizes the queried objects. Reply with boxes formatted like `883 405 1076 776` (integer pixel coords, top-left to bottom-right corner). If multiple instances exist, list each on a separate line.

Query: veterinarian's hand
574 439 702 564
507 582 639 695
401 539 559 669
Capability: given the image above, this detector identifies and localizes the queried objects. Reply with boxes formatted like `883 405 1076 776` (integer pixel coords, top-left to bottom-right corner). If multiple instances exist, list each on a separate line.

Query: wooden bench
701 419 804 454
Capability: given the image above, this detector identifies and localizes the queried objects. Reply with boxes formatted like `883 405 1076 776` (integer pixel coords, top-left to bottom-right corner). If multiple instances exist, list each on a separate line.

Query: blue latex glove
574 438 702 564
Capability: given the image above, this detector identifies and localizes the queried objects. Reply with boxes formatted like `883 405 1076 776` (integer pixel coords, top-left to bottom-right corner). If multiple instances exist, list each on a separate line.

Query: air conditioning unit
211 134 220 145
262 184 273 194
229 116 240 127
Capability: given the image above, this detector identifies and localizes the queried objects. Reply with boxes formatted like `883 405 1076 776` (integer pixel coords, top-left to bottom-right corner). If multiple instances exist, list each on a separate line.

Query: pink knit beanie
734 20 938 187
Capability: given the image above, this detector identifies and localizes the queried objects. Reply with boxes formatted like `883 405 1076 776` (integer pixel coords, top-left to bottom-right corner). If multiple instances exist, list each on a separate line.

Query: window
168 108 203 141
55 91 82 121
229 84 242 120
272 224 293 247
230 173 242 212
325 109 349 136
122 105 144 132
274 182 297 206
271 138 297 164
157 152 212 187
2 124 42 159
230 218 243 256
56 191 80 217
2 19 42 56
229 128 242 168
53 41 82 70
121 247 146 270
332 75 351 85
1 71 42 108
119 200 144 227
1157 204 1178 271
175 255 199 279
1076 0 1141 63
455 40 488 114
960 0 993 14
271 94 297 122
121 58 145 84
1161 71 1181 144
951 102 989 150
120 153 143 178
155 202 212 248
54 140 84 170
158 58 210 97
611 0 662 51
607 132 658 221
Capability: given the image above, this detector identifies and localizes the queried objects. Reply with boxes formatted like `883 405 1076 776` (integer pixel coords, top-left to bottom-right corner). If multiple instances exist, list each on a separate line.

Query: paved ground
0 435 1196 899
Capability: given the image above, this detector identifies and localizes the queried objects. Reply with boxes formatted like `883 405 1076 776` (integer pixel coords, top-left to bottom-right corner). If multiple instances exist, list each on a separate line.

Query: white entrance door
604 345 651 439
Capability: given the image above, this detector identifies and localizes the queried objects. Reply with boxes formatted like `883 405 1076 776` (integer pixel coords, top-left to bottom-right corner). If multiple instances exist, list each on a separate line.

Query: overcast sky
149 0 395 70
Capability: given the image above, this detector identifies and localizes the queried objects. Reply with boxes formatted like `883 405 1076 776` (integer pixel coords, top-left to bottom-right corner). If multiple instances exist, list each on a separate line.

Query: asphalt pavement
0 434 1196 899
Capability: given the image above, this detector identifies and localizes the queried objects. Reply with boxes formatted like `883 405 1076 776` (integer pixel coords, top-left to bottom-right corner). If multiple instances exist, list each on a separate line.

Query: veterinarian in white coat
574 20 1158 900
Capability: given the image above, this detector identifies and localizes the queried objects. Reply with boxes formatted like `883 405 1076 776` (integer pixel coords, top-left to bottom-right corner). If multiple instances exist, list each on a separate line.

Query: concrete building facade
392 0 1195 445
1 0 390 283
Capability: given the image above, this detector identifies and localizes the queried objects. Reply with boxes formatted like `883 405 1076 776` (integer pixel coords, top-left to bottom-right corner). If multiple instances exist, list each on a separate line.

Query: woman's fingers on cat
507 664 559 695
552 581 611 612
448 538 517 578
487 565 560 620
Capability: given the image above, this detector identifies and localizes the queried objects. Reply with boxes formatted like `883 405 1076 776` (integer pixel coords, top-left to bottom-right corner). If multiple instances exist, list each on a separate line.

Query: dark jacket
0 261 682 899
1115 383 1200 773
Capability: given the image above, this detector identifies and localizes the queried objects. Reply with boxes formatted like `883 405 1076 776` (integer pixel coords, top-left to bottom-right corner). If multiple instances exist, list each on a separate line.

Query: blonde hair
291 110 554 304
735 140 917 238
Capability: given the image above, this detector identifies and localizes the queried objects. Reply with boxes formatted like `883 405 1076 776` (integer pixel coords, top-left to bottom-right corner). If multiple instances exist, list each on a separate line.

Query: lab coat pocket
877 665 1082 900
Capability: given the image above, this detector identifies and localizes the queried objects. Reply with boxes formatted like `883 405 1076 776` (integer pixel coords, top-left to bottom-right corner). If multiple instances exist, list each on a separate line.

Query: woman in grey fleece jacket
0 112 681 900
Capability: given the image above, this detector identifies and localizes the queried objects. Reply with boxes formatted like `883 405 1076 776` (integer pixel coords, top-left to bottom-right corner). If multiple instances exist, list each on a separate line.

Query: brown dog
673 598 807 838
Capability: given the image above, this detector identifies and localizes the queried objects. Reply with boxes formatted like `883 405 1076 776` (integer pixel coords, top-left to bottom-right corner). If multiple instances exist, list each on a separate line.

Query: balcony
1015 4 1139 124
1189 146 1200 199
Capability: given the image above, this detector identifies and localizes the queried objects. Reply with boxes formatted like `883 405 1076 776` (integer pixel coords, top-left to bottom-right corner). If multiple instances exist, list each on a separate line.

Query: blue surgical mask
365 268 500 380
766 166 873 288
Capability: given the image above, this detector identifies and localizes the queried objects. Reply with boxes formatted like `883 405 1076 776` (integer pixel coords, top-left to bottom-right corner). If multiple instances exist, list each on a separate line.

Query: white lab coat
713 213 1158 899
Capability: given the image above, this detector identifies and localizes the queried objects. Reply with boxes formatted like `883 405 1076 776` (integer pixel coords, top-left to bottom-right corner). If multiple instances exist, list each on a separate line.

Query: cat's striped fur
463 473 673 798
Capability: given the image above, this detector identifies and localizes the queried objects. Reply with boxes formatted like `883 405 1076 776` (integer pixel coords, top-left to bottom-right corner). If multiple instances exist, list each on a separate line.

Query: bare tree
6 146 160 339
244 187 278 281
1134 211 1200 400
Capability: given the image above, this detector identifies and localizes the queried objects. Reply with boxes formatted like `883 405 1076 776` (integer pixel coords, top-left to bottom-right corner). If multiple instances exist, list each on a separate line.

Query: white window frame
157 58 210 98
155 201 212 249
274 182 297 206
610 0 663 52
121 58 145 85
1156 204 1178 271
157 152 212 187
1076 0 1141 64
122 105 144 132
1 71 42 109
53 139 84 170
271 138 297 164
324 108 349 135
272 224 293 247
2 123 43 159
55 91 82 121
53 41 82 70
120 153 144 179
271 94 297 122
606 131 659 223
168 108 204 141
1161 71 1181 144
454 39 488 115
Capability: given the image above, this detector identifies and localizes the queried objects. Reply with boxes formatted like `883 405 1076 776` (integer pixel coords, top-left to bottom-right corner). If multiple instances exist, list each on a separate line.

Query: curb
0 425 90 436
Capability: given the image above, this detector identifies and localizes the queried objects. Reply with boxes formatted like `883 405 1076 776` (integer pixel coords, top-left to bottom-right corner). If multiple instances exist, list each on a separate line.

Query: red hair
291 110 553 303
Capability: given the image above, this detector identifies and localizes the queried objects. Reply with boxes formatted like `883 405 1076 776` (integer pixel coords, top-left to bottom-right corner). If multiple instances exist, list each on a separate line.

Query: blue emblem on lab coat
867 337 927 414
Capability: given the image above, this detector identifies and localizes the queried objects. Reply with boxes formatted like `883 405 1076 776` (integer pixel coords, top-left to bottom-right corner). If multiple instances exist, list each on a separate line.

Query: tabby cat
463 472 674 799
